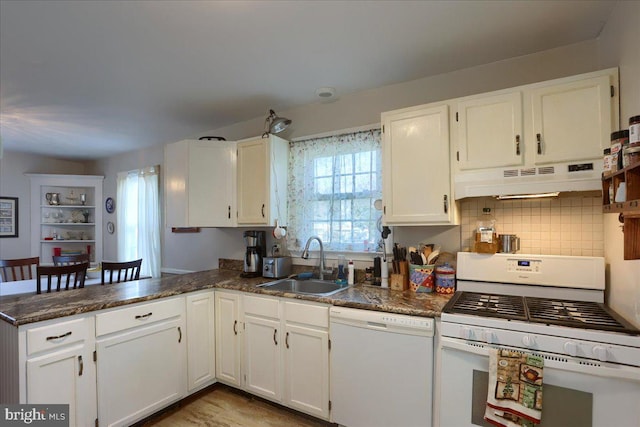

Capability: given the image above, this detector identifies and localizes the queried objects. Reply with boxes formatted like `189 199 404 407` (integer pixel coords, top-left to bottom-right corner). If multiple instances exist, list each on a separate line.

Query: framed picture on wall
0 197 18 238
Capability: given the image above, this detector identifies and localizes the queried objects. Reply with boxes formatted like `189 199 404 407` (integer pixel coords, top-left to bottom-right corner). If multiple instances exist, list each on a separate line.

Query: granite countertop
0 268 452 327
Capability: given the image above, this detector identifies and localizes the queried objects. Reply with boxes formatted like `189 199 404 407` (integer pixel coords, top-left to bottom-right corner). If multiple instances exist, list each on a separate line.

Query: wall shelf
602 162 640 259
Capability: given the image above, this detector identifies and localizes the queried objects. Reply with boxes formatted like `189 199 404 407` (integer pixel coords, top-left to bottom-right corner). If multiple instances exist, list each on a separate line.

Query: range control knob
592 345 609 362
460 327 474 340
522 334 535 348
483 331 496 344
563 341 578 357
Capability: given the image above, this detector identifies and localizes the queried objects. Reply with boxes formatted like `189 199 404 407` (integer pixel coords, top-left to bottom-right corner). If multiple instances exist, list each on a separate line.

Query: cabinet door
186 291 215 393
237 138 268 225
96 318 186 427
283 324 329 419
215 292 242 387
165 140 236 227
189 141 236 227
531 75 612 165
27 344 96 427
243 314 281 402
382 104 453 224
457 91 523 170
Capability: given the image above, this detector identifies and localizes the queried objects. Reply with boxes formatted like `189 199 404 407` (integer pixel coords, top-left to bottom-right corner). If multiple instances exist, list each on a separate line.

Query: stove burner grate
525 297 638 333
444 292 527 320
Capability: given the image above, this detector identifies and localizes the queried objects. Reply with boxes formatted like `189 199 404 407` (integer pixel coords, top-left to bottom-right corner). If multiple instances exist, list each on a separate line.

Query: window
287 129 382 253
116 166 161 278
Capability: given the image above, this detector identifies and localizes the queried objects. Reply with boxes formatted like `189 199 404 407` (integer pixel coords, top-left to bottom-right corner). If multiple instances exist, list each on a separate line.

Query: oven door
439 336 640 427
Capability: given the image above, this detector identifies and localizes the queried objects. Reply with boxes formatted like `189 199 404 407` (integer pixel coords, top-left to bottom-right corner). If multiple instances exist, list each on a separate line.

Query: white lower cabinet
283 300 330 419
243 295 282 402
186 291 216 393
95 297 187 427
23 315 97 427
215 290 243 387
242 296 330 420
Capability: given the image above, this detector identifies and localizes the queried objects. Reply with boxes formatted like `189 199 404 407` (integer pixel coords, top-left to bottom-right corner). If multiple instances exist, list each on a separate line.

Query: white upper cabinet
457 92 523 170
164 139 236 228
236 135 289 226
454 69 618 172
531 74 612 165
381 103 456 225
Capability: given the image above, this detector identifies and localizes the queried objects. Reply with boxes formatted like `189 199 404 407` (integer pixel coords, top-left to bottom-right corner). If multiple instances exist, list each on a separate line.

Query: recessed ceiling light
315 87 336 99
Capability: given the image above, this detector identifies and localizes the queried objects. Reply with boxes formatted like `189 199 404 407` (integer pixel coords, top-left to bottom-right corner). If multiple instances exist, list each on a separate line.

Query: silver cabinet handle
135 312 152 320
78 355 83 376
46 331 72 341
273 329 278 346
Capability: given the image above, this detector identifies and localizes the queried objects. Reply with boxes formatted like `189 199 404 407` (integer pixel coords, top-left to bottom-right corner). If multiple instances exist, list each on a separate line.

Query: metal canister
435 264 456 295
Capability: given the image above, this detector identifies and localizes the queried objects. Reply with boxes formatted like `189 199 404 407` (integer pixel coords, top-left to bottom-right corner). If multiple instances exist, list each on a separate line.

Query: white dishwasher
329 306 434 427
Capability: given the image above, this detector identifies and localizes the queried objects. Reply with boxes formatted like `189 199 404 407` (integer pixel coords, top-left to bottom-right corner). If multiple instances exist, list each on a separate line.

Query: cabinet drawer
27 317 92 356
284 301 328 328
243 295 279 318
96 297 184 336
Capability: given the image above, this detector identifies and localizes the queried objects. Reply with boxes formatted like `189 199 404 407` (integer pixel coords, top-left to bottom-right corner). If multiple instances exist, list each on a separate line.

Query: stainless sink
258 278 350 296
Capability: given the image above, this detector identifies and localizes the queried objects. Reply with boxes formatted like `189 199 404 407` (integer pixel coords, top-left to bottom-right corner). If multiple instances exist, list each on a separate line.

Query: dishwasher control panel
330 306 434 335
380 314 432 329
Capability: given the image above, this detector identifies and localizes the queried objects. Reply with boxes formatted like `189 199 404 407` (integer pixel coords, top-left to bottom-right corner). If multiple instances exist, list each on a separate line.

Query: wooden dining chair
0 257 40 282
101 259 142 284
52 254 91 266
36 262 89 294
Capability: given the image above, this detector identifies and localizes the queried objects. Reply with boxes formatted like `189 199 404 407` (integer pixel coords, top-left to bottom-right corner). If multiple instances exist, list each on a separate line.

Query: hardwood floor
138 384 335 427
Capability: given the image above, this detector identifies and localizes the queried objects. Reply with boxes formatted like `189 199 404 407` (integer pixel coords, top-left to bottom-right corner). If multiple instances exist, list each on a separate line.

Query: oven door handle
440 336 640 382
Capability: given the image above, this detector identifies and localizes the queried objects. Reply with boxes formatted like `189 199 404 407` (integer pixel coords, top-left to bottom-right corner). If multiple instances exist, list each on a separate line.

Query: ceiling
0 1 616 160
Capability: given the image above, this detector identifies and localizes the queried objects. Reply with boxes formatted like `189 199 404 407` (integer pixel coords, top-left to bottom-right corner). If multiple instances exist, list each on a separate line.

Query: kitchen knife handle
515 135 521 155
537 133 542 155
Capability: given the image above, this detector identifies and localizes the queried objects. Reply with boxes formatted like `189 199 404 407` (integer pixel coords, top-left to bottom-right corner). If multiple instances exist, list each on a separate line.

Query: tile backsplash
460 194 603 257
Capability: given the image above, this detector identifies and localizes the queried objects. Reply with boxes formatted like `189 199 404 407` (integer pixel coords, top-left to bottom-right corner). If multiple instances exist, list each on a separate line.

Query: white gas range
439 253 640 427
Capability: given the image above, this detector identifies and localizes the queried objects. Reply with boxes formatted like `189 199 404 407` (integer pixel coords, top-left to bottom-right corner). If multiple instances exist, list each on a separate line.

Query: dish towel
484 348 544 427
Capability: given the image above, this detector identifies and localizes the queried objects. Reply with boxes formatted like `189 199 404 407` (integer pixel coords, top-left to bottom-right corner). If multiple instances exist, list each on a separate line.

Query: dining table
0 277 103 296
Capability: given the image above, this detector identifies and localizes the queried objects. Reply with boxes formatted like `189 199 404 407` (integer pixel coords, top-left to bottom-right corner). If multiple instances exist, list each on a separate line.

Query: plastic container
435 264 456 295
630 115 640 146
347 260 354 285
623 145 640 168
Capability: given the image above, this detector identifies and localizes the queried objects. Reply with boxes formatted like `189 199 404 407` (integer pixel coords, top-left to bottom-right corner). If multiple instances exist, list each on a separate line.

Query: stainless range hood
454 159 602 200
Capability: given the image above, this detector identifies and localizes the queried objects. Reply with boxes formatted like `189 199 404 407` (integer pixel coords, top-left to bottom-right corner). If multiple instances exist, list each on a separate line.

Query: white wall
597 0 640 327
0 151 87 259
4 39 604 273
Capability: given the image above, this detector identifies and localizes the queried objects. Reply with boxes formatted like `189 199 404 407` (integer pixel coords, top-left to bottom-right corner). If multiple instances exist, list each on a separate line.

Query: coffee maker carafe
241 230 266 278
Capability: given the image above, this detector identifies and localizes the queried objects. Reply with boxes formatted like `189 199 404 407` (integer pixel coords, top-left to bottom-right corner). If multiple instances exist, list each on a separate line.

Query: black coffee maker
241 230 266 278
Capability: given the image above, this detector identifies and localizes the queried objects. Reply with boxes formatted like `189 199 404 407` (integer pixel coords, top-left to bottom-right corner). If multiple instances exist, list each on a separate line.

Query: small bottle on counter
336 255 346 284
348 260 354 285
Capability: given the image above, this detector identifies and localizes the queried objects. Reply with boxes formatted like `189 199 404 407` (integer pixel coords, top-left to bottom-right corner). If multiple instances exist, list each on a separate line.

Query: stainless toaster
263 257 292 278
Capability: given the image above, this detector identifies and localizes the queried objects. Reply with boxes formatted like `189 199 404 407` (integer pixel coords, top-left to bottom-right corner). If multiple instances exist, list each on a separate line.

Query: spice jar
630 115 640 147
610 130 629 172
603 148 613 176
623 145 640 168
435 264 456 295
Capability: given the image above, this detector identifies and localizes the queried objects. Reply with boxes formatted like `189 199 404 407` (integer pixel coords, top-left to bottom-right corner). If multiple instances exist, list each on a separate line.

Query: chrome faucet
301 236 332 280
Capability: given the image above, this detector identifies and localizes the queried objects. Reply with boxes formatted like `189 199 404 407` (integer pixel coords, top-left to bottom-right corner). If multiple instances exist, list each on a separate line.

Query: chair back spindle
0 257 40 282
